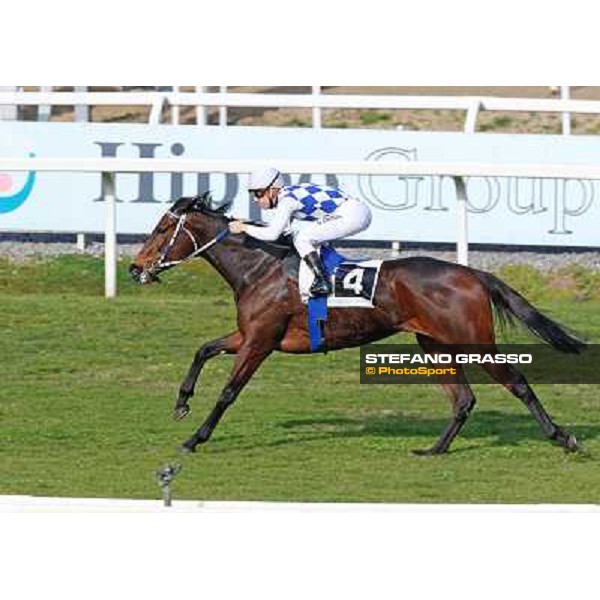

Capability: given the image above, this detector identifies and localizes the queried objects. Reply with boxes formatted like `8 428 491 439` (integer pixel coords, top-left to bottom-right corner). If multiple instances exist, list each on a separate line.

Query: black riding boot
304 251 332 297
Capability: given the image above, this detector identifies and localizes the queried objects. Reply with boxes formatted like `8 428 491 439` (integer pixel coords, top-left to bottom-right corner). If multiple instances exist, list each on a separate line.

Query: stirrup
310 277 332 297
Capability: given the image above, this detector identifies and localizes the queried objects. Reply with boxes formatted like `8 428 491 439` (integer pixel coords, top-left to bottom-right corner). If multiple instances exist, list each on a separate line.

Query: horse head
129 191 231 284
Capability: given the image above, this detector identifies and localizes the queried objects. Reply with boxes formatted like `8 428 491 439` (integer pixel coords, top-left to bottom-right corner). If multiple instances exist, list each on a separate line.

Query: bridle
141 209 229 282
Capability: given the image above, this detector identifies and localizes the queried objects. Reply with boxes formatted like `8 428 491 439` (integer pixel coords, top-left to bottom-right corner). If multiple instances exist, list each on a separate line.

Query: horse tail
474 270 586 354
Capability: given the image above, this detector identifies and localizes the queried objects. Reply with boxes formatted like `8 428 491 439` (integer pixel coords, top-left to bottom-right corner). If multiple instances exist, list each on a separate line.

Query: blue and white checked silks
282 184 348 222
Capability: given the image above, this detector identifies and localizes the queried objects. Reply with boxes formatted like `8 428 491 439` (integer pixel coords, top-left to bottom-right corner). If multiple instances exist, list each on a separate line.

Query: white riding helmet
248 167 284 191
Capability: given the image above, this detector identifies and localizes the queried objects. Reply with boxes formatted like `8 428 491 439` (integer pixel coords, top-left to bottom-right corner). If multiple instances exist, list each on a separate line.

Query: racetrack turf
1 256 599 503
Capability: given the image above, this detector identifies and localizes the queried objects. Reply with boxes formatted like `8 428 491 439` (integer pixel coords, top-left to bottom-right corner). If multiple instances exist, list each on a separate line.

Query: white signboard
1 122 599 247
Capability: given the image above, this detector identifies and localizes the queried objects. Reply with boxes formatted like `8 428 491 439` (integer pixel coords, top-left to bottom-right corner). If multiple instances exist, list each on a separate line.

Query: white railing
3 157 600 298
0 87 588 132
2 494 598 512
0 90 167 124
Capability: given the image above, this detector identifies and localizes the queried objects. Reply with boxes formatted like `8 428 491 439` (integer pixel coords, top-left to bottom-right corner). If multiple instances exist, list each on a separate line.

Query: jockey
229 167 372 296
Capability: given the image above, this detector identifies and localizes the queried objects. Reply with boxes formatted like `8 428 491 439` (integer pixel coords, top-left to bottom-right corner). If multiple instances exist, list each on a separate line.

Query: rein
154 210 230 271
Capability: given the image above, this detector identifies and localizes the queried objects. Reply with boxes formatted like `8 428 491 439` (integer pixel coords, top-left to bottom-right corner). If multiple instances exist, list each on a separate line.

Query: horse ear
191 191 212 211
196 190 231 215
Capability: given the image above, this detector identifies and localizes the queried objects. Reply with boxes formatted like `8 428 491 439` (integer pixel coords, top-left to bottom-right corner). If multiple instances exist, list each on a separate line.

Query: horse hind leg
481 362 579 452
413 335 477 456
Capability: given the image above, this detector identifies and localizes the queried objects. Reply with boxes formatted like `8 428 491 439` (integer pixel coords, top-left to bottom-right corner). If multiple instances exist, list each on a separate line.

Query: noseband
144 210 229 280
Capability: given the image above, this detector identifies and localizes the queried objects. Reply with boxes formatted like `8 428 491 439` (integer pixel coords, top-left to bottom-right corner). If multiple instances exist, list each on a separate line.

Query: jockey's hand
229 221 247 235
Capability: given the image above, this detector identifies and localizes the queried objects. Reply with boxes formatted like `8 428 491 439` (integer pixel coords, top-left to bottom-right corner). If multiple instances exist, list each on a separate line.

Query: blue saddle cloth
307 245 350 353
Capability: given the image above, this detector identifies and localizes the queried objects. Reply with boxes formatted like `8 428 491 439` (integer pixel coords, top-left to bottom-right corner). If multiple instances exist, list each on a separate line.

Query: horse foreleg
173 331 243 421
181 342 272 453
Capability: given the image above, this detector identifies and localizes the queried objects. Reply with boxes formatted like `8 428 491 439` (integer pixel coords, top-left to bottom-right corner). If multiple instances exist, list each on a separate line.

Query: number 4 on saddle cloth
301 245 383 353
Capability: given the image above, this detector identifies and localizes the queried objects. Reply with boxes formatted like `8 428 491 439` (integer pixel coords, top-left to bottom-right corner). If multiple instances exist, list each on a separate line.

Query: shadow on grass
224 409 600 455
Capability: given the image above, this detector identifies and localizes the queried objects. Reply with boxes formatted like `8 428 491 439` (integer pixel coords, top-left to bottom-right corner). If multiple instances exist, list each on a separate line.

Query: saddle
304 246 383 352
242 233 382 353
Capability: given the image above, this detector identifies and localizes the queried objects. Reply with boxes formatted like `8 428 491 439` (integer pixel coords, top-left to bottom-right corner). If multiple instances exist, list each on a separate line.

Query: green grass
283 117 310 128
479 115 514 132
360 110 392 126
1 256 600 503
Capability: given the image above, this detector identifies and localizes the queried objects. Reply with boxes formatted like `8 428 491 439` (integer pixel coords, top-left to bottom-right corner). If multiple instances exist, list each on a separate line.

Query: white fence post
219 86 227 127
464 99 481 133
76 233 86 252
196 86 208 126
148 95 165 125
103 172 117 299
74 86 89 248
0 86 18 120
453 176 469 266
38 86 52 121
74 86 89 122
457 101 480 265
312 85 322 129
171 86 180 125
562 86 571 135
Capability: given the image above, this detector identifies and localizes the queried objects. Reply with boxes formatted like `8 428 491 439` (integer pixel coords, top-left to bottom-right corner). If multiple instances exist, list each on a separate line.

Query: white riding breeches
293 198 372 257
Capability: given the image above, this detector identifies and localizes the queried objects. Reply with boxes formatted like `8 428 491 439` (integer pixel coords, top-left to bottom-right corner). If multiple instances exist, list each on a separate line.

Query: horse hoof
565 434 580 453
411 448 439 457
173 405 190 421
179 444 196 455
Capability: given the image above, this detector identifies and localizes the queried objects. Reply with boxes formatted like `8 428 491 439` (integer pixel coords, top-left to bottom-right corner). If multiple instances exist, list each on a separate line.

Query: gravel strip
2 240 600 272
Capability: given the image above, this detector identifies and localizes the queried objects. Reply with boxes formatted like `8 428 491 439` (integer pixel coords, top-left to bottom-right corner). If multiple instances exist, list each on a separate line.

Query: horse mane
172 192 295 259
172 192 232 217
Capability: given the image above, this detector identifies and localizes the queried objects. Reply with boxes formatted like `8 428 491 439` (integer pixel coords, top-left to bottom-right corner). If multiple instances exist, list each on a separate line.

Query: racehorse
130 193 585 455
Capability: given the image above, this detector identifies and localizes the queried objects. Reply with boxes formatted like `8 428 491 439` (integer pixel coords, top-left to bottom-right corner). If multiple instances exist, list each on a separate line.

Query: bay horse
129 193 585 455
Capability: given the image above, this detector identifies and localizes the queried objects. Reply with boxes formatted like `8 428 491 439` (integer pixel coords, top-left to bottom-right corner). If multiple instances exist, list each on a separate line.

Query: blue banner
1 122 599 247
